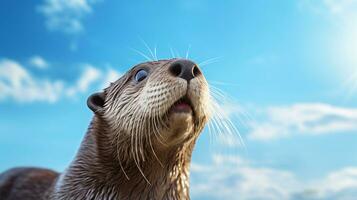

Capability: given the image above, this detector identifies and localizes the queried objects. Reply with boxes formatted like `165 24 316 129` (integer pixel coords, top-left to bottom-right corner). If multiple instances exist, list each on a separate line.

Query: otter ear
87 92 105 113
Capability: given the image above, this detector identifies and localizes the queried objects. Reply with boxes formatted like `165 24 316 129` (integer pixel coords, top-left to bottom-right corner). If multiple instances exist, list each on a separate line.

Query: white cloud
215 133 242 147
37 0 100 34
66 64 101 97
191 154 357 200
324 0 357 17
101 68 123 88
308 167 357 199
191 155 299 200
29 56 49 69
218 102 244 118
77 65 101 92
0 58 122 103
0 59 64 103
249 103 357 141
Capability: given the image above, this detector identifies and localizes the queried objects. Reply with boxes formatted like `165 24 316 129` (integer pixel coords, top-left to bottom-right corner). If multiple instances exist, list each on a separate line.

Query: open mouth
170 95 194 114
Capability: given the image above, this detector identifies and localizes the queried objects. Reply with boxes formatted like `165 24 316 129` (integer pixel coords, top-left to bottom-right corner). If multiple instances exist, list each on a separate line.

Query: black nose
168 59 201 82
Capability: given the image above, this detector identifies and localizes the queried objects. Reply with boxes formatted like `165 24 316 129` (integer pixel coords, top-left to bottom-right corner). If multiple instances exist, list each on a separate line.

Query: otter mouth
169 95 194 115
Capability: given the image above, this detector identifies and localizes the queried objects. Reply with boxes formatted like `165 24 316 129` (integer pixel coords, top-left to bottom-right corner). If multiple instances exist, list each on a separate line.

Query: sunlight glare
335 25 357 96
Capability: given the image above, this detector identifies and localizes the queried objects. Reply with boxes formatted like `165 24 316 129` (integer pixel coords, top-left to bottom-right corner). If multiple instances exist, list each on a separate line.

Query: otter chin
0 58 212 200
165 96 195 146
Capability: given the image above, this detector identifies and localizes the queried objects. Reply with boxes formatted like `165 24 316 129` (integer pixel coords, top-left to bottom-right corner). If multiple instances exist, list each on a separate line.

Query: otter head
87 59 210 157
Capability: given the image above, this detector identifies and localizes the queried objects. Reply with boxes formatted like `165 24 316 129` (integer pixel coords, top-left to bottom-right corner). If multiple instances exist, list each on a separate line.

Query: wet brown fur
0 59 210 200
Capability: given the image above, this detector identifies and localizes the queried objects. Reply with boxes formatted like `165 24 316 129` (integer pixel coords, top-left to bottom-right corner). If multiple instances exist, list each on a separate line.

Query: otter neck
60 116 195 200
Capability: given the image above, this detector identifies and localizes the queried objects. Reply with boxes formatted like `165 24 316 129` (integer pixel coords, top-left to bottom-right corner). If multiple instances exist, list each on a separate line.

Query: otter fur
0 59 211 200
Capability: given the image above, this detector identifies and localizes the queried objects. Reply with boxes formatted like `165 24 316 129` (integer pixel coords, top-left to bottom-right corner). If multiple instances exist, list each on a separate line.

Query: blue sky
1 0 357 199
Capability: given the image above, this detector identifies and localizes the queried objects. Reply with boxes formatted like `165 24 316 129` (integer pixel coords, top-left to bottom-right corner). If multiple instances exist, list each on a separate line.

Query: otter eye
135 69 148 82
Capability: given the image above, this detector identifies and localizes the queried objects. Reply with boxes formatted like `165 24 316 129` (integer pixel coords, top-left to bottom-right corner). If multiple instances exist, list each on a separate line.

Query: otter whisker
207 102 228 147
214 107 245 148
218 107 244 147
210 86 254 129
207 106 222 145
207 87 246 148
138 109 147 162
152 110 168 147
137 101 166 167
207 97 221 147
198 56 222 67
135 113 145 162
134 104 149 163
151 95 169 145
130 116 151 185
130 123 137 162
206 115 217 147
209 85 230 99
169 46 176 58
206 120 213 146
112 124 130 180
185 44 191 59
140 38 156 61
130 48 152 61
133 155 151 185
127 108 144 177
141 106 157 163
134 109 145 164
208 80 241 87
154 45 158 61
171 48 181 58
139 104 165 167
157 99 170 130
151 117 167 166
118 154 130 180
147 120 164 168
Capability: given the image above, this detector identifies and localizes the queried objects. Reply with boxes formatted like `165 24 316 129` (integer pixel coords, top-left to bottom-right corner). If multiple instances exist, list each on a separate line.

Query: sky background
1 0 357 199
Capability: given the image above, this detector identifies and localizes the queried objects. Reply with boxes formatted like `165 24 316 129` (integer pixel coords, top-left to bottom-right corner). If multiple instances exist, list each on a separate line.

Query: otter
0 59 211 200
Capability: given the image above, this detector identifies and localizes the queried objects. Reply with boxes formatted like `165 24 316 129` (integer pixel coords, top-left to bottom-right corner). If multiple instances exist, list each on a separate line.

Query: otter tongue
173 102 191 112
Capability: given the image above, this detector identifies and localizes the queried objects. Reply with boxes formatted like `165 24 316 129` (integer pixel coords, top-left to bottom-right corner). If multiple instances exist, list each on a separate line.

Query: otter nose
169 59 201 82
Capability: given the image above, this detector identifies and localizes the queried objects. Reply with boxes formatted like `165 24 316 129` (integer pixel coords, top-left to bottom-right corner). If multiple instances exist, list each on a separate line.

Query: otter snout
168 59 202 82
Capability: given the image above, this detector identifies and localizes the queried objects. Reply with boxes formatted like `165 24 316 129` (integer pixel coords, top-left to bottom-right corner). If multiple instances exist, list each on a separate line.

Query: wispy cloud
0 59 64 103
37 0 100 34
0 58 122 103
248 103 357 141
192 154 357 200
300 0 357 20
191 155 299 200
299 167 357 199
29 56 49 69
101 68 123 88
66 64 102 97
